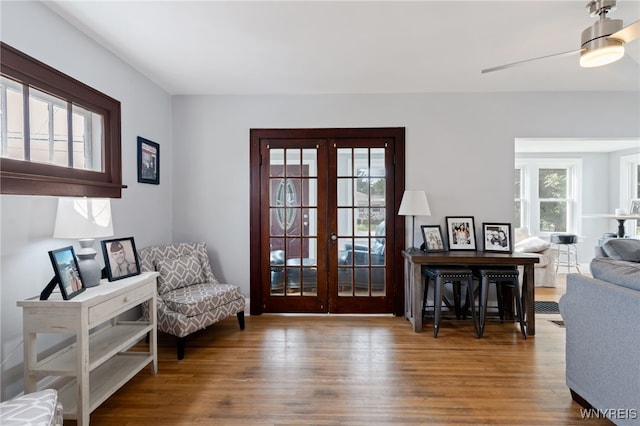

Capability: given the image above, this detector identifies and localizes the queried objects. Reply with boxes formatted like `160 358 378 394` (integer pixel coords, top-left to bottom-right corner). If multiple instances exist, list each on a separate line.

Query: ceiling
44 0 640 96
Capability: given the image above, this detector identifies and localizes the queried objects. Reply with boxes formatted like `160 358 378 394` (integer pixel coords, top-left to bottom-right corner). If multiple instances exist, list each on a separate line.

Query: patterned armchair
138 242 245 359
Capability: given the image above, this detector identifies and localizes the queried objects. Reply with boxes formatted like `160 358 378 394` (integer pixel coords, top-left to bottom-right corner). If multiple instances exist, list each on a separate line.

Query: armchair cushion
155 255 204 295
162 283 245 316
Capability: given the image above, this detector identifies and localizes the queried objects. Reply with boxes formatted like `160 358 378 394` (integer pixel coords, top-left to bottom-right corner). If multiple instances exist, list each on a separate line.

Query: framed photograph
421 225 446 252
630 199 640 215
445 216 477 250
101 237 141 281
48 246 86 300
137 136 159 185
482 223 512 253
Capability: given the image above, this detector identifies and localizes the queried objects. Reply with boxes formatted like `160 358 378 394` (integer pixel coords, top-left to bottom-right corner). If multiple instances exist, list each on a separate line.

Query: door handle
330 233 338 243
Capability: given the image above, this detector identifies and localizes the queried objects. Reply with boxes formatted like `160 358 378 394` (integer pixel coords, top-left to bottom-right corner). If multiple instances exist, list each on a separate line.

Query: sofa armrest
559 274 640 420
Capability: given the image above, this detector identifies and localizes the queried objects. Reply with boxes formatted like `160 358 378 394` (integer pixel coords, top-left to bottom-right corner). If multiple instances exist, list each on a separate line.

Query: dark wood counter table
402 250 540 335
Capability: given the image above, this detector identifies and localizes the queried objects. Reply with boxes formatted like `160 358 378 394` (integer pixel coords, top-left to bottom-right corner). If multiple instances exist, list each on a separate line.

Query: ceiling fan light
580 44 624 67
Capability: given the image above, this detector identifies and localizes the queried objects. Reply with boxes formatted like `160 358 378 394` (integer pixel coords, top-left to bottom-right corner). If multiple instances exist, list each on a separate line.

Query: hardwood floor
78 275 610 426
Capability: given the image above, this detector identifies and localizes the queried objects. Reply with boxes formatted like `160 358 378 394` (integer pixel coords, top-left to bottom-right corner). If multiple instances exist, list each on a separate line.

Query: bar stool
551 233 581 274
474 268 527 339
423 267 479 338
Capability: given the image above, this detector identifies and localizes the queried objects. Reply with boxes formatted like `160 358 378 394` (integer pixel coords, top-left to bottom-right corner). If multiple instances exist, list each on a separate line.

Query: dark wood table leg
411 262 424 332
523 264 535 336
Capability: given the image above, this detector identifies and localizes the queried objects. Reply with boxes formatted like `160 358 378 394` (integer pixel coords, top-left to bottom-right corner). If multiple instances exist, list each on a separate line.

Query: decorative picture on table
137 137 159 185
630 199 640 215
421 225 446 252
48 246 86 300
445 216 477 250
482 222 512 253
101 237 141 281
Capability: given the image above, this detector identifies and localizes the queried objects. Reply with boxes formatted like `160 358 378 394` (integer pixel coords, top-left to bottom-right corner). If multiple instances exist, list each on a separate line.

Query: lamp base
76 239 102 287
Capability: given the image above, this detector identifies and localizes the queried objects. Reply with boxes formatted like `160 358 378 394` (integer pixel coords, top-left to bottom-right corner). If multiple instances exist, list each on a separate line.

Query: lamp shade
53 197 114 239
398 190 431 217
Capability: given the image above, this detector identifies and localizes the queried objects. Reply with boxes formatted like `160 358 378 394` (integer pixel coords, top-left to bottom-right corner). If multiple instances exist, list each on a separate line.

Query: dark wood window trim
0 42 125 198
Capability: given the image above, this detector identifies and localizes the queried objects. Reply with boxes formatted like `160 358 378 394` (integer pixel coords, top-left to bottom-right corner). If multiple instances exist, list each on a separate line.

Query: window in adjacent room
0 42 123 198
515 159 581 236
621 152 640 234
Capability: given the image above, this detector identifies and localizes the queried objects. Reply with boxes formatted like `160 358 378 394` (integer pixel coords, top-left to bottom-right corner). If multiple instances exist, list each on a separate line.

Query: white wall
172 92 639 292
0 2 173 399
2 0 639 402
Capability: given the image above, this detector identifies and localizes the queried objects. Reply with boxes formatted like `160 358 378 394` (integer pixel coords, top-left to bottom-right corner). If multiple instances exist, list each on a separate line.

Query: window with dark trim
0 42 125 198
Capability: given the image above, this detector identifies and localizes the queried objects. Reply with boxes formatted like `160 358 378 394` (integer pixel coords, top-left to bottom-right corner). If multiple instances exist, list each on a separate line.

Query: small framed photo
48 246 86 300
137 136 159 185
445 216 477 250
421 225 446 252
630 199 640 215
101 237 141 281
482 223 512 253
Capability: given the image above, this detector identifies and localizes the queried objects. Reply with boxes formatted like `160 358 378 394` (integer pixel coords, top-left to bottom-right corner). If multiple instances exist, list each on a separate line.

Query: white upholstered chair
138 242 245 359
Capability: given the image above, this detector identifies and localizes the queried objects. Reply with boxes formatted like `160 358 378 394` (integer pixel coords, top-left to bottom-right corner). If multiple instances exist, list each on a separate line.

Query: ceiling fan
482 0 640 73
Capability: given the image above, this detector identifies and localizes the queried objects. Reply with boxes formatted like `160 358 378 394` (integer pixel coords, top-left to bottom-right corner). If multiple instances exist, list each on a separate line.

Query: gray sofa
559 238 640 425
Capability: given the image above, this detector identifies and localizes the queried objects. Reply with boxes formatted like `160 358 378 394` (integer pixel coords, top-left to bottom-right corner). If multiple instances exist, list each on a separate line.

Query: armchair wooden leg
237 311 245 330
177 337 186 360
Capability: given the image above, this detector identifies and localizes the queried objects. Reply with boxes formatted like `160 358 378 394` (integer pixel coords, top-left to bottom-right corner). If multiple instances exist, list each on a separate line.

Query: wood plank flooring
74 273 611 426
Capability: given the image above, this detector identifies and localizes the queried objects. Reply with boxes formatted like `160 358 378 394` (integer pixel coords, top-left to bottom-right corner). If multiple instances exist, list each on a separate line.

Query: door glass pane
269 146 318 298
286 149 301 176
303 208 317 237
337 178 351 206
270 149 284 176
336 147 387 297
337 148 352 177
303 178 317 207
303 148 317 177
353 148 368 176
370 148 385 175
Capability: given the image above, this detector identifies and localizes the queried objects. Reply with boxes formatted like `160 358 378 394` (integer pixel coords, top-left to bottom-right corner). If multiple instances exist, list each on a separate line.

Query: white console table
17 271 159 426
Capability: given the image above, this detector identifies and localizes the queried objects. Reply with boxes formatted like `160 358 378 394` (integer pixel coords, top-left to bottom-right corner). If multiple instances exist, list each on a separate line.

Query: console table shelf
18 271 159 426
58 352 153 419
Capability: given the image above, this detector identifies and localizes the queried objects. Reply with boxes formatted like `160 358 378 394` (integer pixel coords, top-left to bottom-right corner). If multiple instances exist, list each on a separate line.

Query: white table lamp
53 197 114 287
398 190 431 253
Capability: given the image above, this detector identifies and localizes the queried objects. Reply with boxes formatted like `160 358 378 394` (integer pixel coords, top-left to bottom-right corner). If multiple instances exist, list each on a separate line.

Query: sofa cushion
160 283 244 317
590 257 640 291
515 236 550 253
155 255 204 295
602 239 640 262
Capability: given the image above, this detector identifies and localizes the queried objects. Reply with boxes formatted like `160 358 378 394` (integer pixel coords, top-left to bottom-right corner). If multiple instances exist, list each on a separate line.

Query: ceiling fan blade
481 49 583 74
609 19 640 43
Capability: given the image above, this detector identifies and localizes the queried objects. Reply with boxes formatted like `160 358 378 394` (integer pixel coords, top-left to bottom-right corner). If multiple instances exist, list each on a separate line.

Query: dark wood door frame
249 128 406 316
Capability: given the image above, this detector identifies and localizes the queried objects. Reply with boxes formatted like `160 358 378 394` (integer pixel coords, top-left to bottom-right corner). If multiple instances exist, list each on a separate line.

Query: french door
249 128 405 315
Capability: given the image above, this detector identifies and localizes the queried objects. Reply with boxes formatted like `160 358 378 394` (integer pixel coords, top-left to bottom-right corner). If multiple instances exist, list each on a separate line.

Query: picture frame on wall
101 237 141 281
482 222 513 253
47 246 86 300
445 216 476 250
137 137 160 185
630 199 640 215
421 225 446 252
